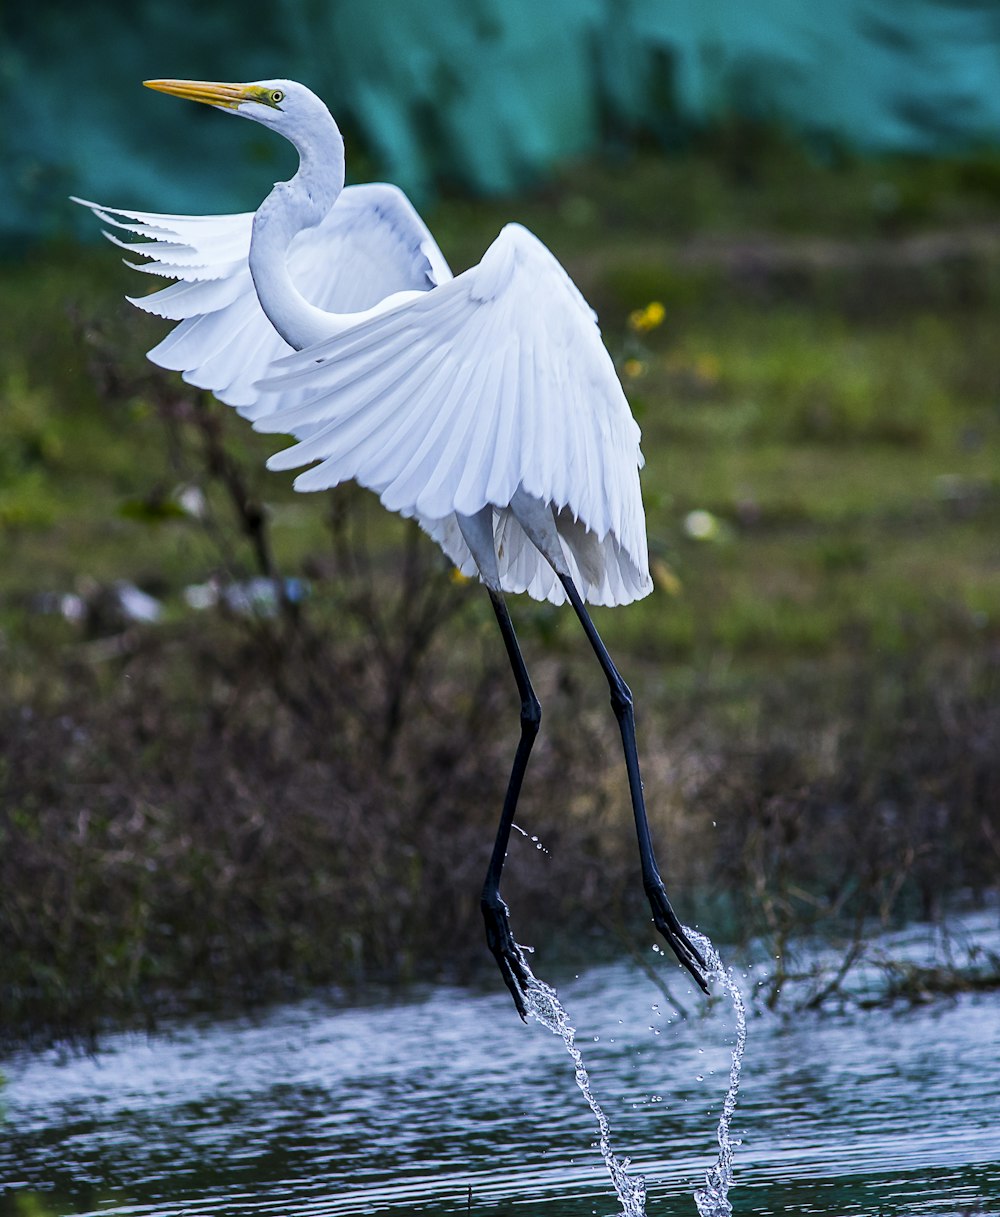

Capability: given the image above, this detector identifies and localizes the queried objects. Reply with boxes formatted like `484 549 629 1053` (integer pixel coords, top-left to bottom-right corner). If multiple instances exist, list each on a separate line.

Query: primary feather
73 184 449 415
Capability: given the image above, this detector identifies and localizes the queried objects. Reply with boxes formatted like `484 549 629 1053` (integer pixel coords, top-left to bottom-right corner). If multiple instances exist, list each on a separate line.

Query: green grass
604 302 1000 665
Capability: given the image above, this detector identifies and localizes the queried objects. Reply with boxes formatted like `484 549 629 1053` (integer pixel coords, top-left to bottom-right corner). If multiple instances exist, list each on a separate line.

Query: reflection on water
1 911 998 1217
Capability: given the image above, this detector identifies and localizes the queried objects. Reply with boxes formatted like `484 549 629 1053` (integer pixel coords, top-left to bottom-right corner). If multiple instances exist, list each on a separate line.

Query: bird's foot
482 893 532 1020
645 877 710 994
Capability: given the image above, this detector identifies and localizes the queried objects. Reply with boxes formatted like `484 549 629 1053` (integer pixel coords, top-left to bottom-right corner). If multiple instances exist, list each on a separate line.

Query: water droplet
521 960 648 1214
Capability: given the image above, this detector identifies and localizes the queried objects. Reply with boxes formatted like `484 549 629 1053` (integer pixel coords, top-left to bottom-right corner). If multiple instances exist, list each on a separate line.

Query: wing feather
259 223 651 604
272 339 450 478
353 375 450 492
453 346 508 517
127 274 245 320
380 346 493 515
384 360 481 513
73 184 452 419
372 335 489 501
152 292 261 371
254 327 435 435
484 340 520 505
77 187 650 605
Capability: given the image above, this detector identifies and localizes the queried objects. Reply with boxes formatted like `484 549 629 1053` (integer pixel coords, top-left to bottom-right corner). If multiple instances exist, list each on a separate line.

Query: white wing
255 224 652 606
72 185 451 418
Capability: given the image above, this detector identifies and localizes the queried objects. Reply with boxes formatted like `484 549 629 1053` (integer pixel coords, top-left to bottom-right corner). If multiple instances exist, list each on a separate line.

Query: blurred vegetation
2 134 1000 1044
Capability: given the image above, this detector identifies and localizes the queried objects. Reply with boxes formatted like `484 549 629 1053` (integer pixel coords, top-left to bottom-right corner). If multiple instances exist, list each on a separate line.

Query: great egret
75 78 708 1014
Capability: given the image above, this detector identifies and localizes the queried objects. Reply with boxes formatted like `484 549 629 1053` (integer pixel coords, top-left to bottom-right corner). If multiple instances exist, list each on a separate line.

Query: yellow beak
144 79 259 110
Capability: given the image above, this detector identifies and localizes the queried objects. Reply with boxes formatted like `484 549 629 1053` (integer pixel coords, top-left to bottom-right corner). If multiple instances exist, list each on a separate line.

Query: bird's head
143 77 329 137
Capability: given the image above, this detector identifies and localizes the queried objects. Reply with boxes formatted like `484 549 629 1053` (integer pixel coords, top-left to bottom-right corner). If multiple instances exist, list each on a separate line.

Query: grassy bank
2 136 1000 1042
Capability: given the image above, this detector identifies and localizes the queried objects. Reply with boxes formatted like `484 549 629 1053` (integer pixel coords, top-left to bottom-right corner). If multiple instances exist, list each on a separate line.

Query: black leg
558 574 709 992
481 588 541 1018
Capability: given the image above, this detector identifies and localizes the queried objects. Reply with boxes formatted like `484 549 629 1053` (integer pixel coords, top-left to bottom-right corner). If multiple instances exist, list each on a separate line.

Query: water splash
521 927 745 1217
524 969 648 1216
688 930 747 1217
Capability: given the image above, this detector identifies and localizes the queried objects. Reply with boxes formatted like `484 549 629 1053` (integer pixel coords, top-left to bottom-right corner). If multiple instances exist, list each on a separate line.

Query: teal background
5 0 1000 241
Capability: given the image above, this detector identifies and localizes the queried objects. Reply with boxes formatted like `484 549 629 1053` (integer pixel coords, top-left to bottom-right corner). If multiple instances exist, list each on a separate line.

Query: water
1 911 998 1217
522 929 745 1217
689 933 746 1217
524 969 649 1217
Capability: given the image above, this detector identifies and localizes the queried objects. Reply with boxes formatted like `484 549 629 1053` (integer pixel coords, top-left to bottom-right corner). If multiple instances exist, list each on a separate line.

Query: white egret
75 78 708 1015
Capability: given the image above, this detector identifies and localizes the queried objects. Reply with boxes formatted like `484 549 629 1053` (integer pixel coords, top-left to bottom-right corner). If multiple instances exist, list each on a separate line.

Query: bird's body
77 78 708 1011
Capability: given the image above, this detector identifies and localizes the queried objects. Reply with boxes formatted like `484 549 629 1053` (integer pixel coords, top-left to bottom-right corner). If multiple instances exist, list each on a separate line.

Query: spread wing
254 223 651 602
72 184 451 418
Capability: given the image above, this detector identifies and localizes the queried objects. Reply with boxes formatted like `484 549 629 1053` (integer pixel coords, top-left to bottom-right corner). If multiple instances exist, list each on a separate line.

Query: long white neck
249 113 345 351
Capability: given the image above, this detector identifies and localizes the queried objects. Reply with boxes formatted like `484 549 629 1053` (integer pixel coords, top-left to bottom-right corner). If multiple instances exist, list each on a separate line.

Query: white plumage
257 223 650 605
76 78 707 1014
75 184 446 413
74 83 651 608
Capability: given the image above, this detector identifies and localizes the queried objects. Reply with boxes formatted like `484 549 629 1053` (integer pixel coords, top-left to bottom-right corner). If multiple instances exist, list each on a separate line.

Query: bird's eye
270 89 284 104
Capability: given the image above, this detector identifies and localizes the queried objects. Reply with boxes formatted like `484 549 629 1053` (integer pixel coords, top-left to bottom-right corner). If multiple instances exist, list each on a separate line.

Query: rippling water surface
2 912 998 1217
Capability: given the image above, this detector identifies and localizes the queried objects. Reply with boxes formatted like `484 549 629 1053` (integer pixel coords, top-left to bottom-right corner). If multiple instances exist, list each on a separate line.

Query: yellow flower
645 301 666 327
623 358 646 379
628 300 666 334
450 568 472 585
